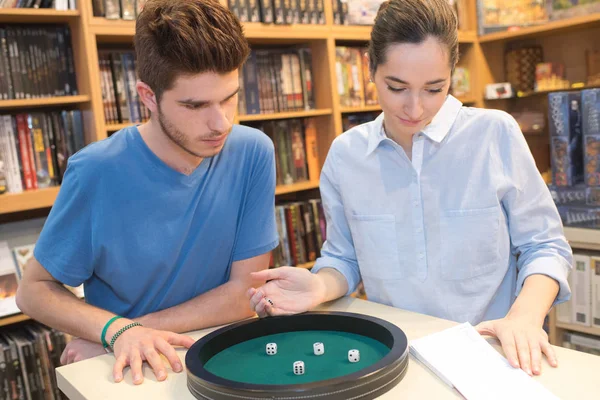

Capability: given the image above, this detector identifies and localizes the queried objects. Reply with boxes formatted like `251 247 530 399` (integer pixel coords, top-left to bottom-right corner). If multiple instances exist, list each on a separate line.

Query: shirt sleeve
33 163 94 287
498 114 573 305
311 145 362 295
232 135 279 261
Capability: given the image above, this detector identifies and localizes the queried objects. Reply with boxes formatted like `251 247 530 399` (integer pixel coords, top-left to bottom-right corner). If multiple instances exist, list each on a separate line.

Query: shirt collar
366 95 463 156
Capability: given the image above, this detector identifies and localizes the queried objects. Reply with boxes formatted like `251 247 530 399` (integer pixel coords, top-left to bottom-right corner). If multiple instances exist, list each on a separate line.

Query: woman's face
373 36 452 139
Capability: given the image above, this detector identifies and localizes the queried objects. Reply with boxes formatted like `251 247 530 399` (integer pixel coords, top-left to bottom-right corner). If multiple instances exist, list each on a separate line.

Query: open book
409 322 559 400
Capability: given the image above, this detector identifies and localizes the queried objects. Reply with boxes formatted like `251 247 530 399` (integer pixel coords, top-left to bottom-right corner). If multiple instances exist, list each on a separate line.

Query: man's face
156 70 239 158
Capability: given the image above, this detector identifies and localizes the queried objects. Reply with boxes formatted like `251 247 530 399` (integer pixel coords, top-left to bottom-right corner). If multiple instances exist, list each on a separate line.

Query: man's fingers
129 352 144 385
515 334 531 375
165 333 195 349
155 338 183 373
255 297 269 318
143 347 167 382
113 354 128 383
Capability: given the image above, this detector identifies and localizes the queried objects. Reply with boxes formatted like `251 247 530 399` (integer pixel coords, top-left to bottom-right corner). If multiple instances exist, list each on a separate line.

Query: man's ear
136 81 159 113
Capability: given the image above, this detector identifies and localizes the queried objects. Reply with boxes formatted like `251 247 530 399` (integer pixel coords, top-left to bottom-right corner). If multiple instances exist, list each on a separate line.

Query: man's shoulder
227 124 274 155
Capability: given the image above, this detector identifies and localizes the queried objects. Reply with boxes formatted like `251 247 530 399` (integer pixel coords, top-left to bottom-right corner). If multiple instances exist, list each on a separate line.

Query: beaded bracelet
109 322 143 349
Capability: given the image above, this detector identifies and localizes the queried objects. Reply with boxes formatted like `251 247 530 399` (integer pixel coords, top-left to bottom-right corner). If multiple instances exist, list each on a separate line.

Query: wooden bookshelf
479 13 600 43
106 122 140 132
485 84 600 101
275 181 320 195
0 187 60 214
238 109 333 122
0 95 90 110
0 8 79 23
556 322 600 337
340 105 381 114
331 25 478 43
0 314 30 328
564 227 600 252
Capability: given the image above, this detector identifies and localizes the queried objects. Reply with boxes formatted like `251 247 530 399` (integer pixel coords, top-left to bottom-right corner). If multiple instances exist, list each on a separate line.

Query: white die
313 342 324 355
348 349 360 363
293 361 305 375
266 343 277 356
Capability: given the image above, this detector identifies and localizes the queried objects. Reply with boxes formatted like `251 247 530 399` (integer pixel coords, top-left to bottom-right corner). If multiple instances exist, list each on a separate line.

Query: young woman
248 0 572 377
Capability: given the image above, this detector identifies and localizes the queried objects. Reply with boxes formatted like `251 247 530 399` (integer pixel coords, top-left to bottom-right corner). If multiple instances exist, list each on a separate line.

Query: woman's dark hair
368 0 459 75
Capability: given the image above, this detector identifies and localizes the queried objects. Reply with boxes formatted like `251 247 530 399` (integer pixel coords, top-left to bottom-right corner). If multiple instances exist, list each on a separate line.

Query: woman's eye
428 88 443 93
387 86 405 93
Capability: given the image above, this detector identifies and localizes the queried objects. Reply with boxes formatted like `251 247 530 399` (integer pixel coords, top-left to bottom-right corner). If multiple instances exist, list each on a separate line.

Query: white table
57 297 600 399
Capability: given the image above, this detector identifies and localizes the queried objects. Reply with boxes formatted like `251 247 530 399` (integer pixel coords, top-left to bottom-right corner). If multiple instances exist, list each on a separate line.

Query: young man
15 0 277 385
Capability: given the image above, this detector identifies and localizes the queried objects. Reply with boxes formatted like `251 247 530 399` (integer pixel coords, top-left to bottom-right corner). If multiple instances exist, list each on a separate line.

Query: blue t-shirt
34 125 278 318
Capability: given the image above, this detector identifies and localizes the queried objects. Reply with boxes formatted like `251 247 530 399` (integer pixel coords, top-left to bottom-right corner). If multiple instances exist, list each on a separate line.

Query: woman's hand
476 315 557 376
248 267 327 317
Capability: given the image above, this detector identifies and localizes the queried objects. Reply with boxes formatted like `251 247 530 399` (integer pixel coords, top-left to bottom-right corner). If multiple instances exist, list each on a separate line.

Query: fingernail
115 375 122 382
134 374 142 382
174 363 182 372
158 371 166 380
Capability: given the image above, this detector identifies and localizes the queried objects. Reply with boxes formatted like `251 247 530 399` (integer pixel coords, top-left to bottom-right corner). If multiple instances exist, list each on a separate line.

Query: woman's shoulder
331 116 382 155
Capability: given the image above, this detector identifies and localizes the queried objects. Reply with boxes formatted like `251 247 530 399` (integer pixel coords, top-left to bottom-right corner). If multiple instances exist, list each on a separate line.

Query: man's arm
138 252 271 333
16 257 195 384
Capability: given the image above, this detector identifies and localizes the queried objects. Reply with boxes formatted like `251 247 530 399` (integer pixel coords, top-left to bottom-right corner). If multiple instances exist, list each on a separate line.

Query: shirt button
419 253 424 259
416 227 423 233
413 201 419 207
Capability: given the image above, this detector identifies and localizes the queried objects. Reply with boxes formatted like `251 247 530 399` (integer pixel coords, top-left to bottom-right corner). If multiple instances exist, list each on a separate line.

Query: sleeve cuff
233 238 279 262
516 256 571 306
312 255 361 296
33 248 87 288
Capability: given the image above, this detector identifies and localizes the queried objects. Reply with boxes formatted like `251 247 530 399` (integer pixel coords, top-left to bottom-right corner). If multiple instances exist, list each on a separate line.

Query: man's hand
476 315 557 376
60 338 106 365
110 325 195 384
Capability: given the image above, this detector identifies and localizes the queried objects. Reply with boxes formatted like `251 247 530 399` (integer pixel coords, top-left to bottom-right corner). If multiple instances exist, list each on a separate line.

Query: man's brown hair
135 0 250 102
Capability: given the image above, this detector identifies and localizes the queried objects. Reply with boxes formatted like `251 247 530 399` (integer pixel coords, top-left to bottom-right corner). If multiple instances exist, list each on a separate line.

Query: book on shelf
562 331 600 356
0 110 86 195
229 0 325 25
0 0 76 10
272 199 326 267
245 117 318 186
239 48 315 116
96 0 148 19
0 322 71 400
342 111 380 132
335 46 378 109
0 24 77 100
98 50 150 126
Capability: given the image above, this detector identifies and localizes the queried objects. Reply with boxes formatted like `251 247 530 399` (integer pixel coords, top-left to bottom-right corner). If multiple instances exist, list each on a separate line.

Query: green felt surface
204 330 390 385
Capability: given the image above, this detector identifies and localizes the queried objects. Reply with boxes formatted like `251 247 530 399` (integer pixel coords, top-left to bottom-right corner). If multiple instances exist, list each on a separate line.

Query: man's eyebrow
385 76 447 85
178 87 241 106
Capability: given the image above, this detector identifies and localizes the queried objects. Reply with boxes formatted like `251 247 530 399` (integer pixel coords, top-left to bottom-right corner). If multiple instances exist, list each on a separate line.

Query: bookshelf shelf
0 95 90 110
238 109 333 122
485 84 600 101
0 314 30 328
0 8 79 23
297 262 315 269
564 227 600 251
479 14 600 43
275 180 320 195
0 187 60 215
556 322 600 337
106 122 140 132
244 23 330 40
332 26 477 43
340 105 381 114
456 96 477 104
